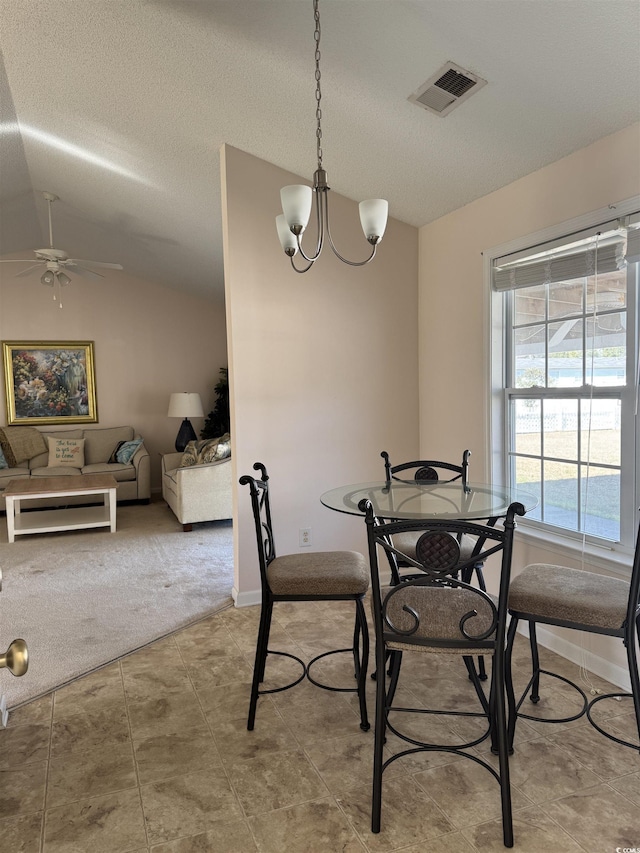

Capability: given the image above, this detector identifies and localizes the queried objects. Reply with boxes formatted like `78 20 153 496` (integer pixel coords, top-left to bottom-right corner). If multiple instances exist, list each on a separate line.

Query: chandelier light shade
168 392 204 452
276 0 388 273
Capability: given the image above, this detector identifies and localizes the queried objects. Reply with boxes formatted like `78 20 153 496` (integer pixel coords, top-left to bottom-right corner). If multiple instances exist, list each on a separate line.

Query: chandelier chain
314 0 323 170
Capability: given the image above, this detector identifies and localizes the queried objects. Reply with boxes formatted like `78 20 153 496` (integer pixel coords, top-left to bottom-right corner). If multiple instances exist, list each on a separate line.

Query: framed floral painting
1 341 98 425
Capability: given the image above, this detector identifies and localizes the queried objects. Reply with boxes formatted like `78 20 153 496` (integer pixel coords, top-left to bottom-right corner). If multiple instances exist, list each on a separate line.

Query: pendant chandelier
276 0 388 274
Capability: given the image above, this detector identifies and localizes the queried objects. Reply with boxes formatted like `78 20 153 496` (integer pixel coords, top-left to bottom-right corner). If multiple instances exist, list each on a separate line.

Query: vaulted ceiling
1 0 638 303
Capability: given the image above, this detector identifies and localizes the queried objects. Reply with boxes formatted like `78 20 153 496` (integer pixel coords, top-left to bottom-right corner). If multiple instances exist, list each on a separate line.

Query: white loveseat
161 452 232 531
0 425 150 510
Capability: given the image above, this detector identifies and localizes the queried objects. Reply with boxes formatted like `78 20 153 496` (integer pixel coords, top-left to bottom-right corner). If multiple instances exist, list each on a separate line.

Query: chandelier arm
295 188 325 263
290 255 316 274
324 192 379 266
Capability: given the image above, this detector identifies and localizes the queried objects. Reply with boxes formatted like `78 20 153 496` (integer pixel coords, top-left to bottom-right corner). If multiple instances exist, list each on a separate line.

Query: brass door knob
0 639 29 677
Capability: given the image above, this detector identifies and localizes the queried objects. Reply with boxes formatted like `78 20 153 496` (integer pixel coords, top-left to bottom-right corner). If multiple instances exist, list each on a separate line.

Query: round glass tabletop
320 480 538 521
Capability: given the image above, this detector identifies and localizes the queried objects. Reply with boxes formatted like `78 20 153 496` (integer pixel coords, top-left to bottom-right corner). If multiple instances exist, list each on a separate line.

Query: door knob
0 639 29 677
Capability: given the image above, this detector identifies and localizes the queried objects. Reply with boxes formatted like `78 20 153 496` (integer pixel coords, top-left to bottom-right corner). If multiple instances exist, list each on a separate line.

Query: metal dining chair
363 499 526 848
240 462 370 732
505 514 640 752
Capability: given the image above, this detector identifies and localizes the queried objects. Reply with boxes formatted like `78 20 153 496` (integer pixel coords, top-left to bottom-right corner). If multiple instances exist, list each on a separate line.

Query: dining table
320 479 538 522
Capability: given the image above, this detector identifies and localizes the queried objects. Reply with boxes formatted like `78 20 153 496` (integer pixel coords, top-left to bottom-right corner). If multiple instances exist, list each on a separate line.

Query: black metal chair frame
363 500 525 848
505 521 640 753
240 463 370 733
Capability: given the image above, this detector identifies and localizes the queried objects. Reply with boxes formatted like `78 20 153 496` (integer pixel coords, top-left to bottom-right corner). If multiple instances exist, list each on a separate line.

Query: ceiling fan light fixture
276 0 388 273
41 270 54 286
57 272 71 287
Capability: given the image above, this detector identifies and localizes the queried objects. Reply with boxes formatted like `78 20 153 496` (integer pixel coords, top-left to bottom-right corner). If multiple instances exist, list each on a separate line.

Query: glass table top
320 480 538 521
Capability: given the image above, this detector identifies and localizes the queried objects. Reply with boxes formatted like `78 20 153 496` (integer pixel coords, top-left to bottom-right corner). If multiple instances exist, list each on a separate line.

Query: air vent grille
409 62 487 117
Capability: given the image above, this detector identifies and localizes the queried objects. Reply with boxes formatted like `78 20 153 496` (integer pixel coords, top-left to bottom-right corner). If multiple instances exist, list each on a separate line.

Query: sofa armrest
162 452 183 474
131 437 151 501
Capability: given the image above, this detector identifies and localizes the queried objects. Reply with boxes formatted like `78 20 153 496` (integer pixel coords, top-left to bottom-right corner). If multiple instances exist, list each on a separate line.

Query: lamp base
175 418 197 452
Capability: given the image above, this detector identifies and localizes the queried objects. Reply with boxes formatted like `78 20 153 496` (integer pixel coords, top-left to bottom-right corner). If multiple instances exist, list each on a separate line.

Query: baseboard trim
232 587 261 608
517 622 631 692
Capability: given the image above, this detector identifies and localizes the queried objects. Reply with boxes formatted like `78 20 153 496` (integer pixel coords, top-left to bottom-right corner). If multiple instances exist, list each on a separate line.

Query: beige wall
0 265 227 489
221 145 419 601
418 122 640 683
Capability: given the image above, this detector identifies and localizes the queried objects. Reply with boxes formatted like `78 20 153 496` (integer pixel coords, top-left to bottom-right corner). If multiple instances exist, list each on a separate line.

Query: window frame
486 196 640 573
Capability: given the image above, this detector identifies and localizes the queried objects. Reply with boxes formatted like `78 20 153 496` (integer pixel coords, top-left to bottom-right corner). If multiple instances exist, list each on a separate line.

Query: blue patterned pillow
115 439 143 464
0 447 7 469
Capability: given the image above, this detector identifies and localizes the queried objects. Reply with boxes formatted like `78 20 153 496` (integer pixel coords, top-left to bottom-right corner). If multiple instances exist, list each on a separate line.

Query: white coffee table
4 474 118 543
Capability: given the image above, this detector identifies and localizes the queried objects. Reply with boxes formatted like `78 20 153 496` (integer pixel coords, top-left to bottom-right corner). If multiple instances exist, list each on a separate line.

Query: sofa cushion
82 463 136 482
31 466 82 477
29 430 84 469
179 433 231 467
0 467 30 484
47 436 85 468
84 426 134 465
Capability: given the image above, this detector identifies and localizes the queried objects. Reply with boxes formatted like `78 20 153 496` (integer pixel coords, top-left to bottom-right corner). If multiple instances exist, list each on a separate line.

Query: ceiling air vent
408 62 487 117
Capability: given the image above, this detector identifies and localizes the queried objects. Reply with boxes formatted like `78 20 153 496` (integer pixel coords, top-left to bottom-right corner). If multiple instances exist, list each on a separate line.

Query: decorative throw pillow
0 447 7 469
108 441 126 463
114 439 143 464
179 433 231 467
48 436 85 468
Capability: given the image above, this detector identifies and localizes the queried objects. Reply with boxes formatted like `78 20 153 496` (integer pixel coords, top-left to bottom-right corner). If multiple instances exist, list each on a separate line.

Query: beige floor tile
0 811 44 853
399 831 477 853
609 770 640 805
0 724 50 771
413 760 532 829
248 798 366 852
186 651 253 691
126 692 207 740
337 775 455 852
43 788 147 853
50 706 130 757
133 726 221 785
52 664 124 720
5 695 52 729
122 665 195 702
0 761 47 819
546 723 640 780
120 637 181 674
304 731 378 795
46 742 137 810
140 767 243 846
542 783 640 851
148 819 258 851
209 704 297 764
462 804 586 852
194 679 256 720
276 692 363 744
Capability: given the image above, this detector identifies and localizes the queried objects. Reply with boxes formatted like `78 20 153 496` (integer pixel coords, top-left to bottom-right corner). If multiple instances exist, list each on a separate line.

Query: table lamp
168 392 204 452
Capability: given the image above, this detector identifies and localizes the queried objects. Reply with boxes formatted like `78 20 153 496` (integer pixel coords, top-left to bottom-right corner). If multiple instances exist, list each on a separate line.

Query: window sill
516 522 633 579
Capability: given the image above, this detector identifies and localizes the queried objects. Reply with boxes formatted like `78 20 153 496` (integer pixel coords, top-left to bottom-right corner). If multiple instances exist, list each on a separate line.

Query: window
490 206 640 556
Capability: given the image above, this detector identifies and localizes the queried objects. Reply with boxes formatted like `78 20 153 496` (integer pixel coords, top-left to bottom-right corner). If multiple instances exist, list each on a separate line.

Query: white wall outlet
299 527 312 547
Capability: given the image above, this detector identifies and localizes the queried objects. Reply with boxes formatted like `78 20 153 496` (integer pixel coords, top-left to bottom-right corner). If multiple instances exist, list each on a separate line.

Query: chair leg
493 639 514 848
528 621 541 704
247 599 273 731
354 597 370 731
505 615 519 751
626 613 640 748
371 639 387 834
386 650 403 709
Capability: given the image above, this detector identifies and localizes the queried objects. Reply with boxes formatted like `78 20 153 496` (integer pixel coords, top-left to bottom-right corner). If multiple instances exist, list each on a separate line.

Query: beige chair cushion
267 551 369 597
508 563 630 632
380 583 496 655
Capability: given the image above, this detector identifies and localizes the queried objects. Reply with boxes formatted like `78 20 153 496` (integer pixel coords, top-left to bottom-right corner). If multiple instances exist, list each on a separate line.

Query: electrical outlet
299 527 312 547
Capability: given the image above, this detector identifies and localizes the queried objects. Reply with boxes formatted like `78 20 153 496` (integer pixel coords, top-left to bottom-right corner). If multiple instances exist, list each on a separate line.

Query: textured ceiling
1 0 639 303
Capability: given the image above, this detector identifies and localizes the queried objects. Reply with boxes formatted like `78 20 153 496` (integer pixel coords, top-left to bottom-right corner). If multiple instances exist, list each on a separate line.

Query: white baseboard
518 622 631 692
232 587 261 608
0 693 7 728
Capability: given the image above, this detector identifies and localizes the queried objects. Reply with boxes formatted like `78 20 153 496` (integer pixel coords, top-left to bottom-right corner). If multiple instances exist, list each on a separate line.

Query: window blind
492 213 640 292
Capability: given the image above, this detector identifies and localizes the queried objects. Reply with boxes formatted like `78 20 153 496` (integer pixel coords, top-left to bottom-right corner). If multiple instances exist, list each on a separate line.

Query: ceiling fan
0 191 123 305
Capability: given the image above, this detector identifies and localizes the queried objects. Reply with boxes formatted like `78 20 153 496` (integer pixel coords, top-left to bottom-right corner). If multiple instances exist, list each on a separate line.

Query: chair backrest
382 449 471 492
239 463 276 588
362 499 525 652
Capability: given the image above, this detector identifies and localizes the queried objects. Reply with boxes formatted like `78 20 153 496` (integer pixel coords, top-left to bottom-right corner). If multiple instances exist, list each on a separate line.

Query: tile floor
0 599 638 852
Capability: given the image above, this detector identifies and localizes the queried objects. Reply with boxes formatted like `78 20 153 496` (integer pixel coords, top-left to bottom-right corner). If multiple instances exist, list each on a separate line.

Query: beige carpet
0 499 234 709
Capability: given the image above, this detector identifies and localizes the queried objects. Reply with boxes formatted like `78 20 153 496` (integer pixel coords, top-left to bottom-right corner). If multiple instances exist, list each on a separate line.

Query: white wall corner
232 586 261 608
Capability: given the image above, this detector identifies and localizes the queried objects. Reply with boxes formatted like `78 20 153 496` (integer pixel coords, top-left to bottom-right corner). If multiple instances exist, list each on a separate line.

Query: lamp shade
281 185 313 231
168 392 204 418
276 214 299 254
359 199 388 242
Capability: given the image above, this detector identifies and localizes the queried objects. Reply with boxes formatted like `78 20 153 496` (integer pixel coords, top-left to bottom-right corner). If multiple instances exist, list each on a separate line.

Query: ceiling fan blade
68 265 104 281
14 263 43 278
67 259 123 270
0 259 41 263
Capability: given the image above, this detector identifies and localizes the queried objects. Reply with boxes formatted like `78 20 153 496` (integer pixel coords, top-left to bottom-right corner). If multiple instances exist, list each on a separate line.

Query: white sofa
161 452 232 531
0 425 150 510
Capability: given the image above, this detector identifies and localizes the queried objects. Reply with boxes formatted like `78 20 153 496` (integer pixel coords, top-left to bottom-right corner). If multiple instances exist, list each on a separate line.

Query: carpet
0 499 234 709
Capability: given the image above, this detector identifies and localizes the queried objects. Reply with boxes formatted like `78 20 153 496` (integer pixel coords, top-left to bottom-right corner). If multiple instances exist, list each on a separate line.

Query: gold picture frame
2 341 98 425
